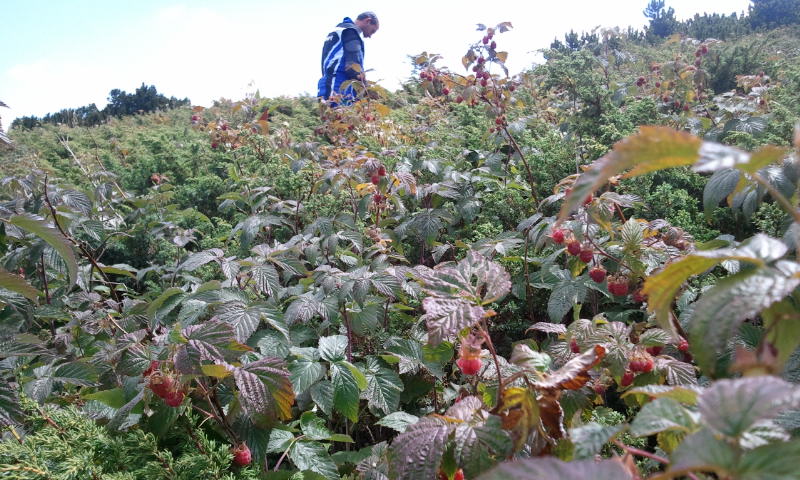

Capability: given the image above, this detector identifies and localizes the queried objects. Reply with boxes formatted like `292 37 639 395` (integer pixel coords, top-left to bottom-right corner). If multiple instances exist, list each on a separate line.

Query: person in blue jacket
317 12 379 106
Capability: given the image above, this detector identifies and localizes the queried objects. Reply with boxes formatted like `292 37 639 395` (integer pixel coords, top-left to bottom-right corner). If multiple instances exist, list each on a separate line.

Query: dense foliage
2 7 800 480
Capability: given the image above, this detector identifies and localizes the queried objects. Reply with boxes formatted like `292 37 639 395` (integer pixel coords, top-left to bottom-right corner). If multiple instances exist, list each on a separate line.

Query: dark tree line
12 83 189 130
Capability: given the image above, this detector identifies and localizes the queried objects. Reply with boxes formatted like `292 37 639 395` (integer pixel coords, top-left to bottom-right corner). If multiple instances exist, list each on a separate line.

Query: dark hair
357 11 379 26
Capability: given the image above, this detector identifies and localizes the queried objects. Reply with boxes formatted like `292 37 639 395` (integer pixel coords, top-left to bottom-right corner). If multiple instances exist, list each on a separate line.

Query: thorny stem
480 318 504 404
342 306 354 362
39 253 51 307
43 176 123 308
585 234 635 273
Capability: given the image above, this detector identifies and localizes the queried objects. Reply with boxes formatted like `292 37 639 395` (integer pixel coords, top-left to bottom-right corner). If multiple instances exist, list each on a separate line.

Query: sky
0 0 751 126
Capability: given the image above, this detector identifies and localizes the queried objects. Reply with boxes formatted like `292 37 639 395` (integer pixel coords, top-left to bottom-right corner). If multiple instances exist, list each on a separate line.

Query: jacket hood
337 17 357 29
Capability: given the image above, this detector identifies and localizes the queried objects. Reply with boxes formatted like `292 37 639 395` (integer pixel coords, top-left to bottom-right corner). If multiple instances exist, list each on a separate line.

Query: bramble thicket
2 3 800 479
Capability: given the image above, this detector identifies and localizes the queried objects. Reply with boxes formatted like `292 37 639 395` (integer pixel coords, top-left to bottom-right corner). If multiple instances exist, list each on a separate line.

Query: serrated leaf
476 457 633 480
698 376 800 439
319 335 347 363
570 422 623 460
630 398 695 437
310 380 334 416
454 415 512 478
234 357 294 420
331 361 365 422
250 263 281 297
0 268 40 300
389 417 453 480
509 344 552 372
289 440 339 480
663 428 736 478
0 379 22 426
10 214 78 288
622 385 702 404
363 357 402 415
691 261 800 373
421 297 486 346
703 168 740 220
289 357 325 395
300 411 332 440
376 412 419 432
200 364 231 378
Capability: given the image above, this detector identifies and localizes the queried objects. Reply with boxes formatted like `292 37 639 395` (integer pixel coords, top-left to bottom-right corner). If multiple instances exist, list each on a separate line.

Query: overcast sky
0 0 751 125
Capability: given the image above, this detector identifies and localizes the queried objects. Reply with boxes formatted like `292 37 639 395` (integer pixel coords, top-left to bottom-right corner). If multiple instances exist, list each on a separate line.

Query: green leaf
0 379 22 426
53 361 99 386
0 267 40 300
310 380 334 416
300 411 333 440
266 428 295 453
250 263 281 297
10 214 78 288
691 261 800 373
376 411 419 432
289 357 325 395
547 278 585 322
570 423 623 460
319 335 347 363
738 439 800 479
454 415 512 478
289 440 339 480
703 168 740 220
389 417 453 480
331 361 365 422
665 428 737 478
559 127 701 221
698 376 800 439
762 300 800 369
84 388 126 408
146 287 184 324
476 457 634 480
509 344 552 372
363 357 403 415
630 398 695 437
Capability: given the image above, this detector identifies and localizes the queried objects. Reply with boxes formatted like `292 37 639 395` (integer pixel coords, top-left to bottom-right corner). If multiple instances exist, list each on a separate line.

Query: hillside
2 21 800 479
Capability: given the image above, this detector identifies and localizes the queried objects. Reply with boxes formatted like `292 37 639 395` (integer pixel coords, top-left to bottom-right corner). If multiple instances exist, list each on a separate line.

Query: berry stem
480 318 504 404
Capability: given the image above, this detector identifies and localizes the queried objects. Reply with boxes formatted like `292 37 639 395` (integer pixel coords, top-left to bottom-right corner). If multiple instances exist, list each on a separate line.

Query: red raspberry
232 443 252 466
621 371 634 387
589 267 606 283
646 346 663 356
678 338 690 352
578 248 594 264
490 41 496 49
570 339 580 354
482 36 489 45
454 469 465 480
442 87 450 95
550 228 566 244
480 78 488 87
377 166 386 176
593 382 607 395
371 175 380 185
566 240 582 256
456 357 482 376
608 280 629 296
583 194 594 205
142 360 159 377
456 96 464 103
164 390 184 407
149 374 173 399
632 289 646 303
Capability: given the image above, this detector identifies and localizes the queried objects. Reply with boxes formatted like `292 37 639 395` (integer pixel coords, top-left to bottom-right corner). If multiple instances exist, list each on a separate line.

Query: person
317 12 379 106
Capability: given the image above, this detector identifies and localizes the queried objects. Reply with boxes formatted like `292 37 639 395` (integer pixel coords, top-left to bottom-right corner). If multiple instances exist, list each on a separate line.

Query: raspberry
621 371 634 387
583 194 593 205
442 87 450 95
589 267 606 283
646 346 663 356
456 357 482 376
678 338 690 352
608 279 629 296
142 360 159 377
632 289 646 303
232 443 252 466
149 374 173 399
550 228 566 244
578 248 594 264
371 175 380 185
454 469 465 480
592 382 606 395
630 353 654 373
377 166 386 176
570 339 580 354
164 390 184 407
567 240 582 256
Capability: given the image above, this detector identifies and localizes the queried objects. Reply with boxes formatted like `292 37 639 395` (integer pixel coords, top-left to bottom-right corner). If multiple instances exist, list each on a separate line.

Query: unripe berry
232 443 252 466
589 267 606 283
457 357 482 376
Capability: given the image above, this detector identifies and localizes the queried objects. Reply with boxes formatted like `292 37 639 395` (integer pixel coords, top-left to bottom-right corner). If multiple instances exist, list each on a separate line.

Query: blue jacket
317 17 364 103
